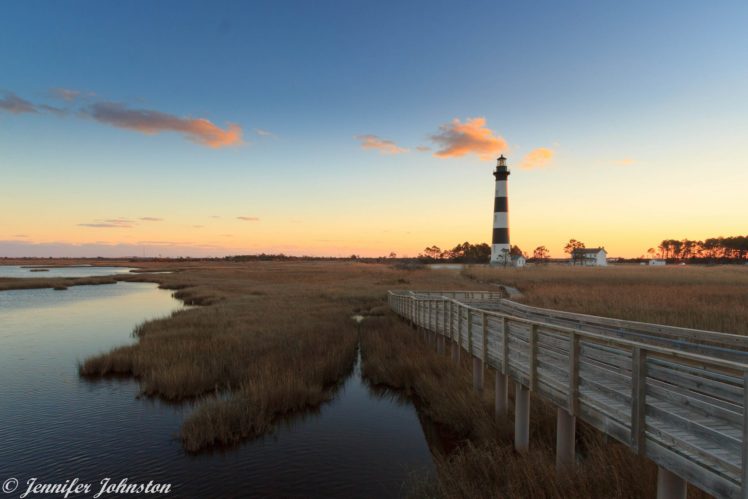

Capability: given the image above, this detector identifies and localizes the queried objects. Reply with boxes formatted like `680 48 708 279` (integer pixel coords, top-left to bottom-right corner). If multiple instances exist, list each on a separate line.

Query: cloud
50 87 81 102
77 218 135 228
139 217 163 222
38 104 68 116
253 128 277 138
237 216 260 222
78 223 132 228
614 158 636 166
430 117 507 160
84 102 243 148
0 92 37 114
0 240 233 258
520 147 555 169
415 145 431 152
355 134 408 155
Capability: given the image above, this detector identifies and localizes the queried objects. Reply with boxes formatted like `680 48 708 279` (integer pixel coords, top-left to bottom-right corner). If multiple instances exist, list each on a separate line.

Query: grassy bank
0 275 119 291
4 260 737 493
465 264 748 334
75 261 479 451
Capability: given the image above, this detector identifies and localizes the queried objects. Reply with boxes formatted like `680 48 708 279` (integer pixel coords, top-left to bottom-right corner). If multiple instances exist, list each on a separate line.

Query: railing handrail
387 290 748 372
387 289 748 499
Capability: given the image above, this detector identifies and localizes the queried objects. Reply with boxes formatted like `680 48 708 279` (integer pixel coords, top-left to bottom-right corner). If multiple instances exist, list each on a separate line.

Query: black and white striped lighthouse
490 155 511 265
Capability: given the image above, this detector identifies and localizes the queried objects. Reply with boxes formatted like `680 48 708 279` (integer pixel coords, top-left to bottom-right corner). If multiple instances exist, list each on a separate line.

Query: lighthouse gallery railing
387 290 748 499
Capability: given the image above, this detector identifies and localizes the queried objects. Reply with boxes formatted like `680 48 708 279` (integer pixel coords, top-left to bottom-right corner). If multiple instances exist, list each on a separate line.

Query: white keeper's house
571 247 608 266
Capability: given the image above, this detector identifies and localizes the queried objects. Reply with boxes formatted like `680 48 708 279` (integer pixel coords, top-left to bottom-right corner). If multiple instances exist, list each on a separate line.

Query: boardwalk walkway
387 290 748 499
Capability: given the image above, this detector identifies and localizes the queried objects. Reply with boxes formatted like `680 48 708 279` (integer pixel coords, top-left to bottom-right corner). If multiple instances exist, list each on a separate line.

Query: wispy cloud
356 134 408 155
237 216 260 222
38 104 68 116
253 128 277 138
78 218 135 228
415 145 431 152
0 92 37 114
83 102 243 148
521 147 554 169
139 217 163 222
430 117 507 160
50 87 81 102
614 158 636 166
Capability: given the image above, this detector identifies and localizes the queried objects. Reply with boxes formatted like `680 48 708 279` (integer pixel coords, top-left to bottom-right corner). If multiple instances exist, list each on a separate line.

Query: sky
1 0 746 258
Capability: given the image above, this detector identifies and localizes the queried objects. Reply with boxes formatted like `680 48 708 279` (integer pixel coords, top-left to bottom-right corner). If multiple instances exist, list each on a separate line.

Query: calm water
0 265 134 278
0 283 434 498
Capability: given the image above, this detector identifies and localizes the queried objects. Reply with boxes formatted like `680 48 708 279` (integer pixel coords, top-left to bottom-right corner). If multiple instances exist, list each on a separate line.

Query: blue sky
1 1 746 257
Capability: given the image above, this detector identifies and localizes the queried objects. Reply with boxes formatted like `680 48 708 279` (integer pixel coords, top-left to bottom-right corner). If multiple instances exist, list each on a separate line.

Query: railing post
472 312 486 392
482 312 488 364
515 382 531 452
529 324 538 391
568 332 579 416
631 347 647 454
502 317 509 375
556 407 576 471
437 299 441 335
451 302 462 364
656 467 686 499
428 300 432 331
495 368 508 418
742 372 748 499
467 308 473 356
556 330 578 471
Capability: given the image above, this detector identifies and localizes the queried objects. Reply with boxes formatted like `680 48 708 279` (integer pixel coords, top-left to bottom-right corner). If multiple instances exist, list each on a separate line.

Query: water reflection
0 282 436 498
0 265 134 278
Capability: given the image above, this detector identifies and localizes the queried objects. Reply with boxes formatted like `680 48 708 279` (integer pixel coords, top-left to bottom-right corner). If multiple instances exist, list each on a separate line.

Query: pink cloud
85 102 243 148
431 117 507 160
355 134 408 155
521 147 555 169
50 87 81 102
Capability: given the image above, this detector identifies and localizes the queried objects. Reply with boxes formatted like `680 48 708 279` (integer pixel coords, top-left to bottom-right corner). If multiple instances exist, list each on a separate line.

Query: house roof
571 247 606 254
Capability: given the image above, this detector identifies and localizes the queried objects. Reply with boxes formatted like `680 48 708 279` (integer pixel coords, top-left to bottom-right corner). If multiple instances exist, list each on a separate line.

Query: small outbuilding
511 254 526 268
571 247 608 267
648 259 667 266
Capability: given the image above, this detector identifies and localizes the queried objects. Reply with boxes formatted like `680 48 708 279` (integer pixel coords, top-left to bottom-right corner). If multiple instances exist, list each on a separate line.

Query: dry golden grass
465 264 748 334
3 259 738 494
72 261 481 451
362 315 710 499
0 275 118 291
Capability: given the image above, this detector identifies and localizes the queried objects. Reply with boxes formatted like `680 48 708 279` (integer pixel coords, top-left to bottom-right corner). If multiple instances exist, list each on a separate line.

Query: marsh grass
465 264 748 334
7 259 738 493
75 261 480 451
363 314 710 498
0 276 118 291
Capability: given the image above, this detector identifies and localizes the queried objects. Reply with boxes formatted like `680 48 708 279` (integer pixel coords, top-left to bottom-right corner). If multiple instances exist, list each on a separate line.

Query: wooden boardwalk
387 290 748 499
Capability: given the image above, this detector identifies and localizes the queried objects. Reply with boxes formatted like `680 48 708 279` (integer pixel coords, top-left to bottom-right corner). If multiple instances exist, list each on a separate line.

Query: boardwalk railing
387 290 748 499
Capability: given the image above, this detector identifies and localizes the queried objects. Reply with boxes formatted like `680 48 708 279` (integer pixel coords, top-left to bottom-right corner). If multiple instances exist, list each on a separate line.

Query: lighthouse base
490 244 525 268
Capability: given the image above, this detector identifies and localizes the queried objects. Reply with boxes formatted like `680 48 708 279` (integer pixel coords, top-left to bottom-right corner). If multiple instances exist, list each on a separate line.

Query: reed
76 261 478 451
465 264 748 334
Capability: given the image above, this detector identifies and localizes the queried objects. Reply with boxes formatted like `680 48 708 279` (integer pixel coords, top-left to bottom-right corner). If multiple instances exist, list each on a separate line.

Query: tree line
649 236 748 262
418 242 523 263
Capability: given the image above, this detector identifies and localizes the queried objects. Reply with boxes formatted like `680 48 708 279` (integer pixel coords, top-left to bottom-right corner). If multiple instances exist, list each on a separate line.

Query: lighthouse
490 155 511 265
